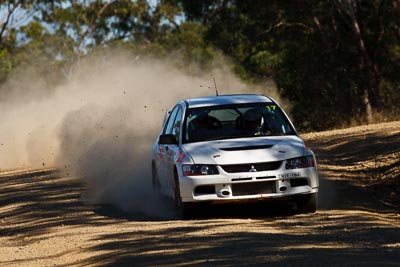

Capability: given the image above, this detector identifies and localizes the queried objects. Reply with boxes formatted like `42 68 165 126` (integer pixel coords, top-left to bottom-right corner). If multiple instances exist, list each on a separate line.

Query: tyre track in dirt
1 122 399 266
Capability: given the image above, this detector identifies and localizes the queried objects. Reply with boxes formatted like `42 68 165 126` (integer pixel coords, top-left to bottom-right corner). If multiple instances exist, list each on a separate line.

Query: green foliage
0 49 13 83
179 0 400 131
0 0 399 131
161 22 221 69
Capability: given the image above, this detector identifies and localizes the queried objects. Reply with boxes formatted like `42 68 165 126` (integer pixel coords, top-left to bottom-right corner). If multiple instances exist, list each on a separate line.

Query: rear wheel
151 162 161 195
296 193 318 213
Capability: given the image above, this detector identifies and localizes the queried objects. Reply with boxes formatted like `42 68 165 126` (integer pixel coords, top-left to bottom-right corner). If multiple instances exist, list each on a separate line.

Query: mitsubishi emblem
249 165 257 172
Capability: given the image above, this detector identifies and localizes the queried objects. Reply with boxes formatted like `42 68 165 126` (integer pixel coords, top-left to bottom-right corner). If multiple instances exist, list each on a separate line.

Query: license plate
278 172 301 179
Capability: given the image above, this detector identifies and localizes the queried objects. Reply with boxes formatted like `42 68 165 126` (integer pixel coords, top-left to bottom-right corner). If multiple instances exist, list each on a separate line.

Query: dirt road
1 121 399 266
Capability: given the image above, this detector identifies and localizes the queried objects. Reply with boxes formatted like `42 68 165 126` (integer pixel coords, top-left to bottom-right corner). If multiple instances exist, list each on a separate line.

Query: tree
0 0 184 81
1 0 398 130
178 0 400 130
0 1 35 83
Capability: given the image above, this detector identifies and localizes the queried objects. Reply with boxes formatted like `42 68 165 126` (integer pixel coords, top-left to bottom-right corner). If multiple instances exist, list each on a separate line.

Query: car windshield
182 102 296 143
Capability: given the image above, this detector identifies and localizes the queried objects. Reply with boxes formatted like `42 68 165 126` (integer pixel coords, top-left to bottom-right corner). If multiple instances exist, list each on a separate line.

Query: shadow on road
1 160 399 266
0 169 112 243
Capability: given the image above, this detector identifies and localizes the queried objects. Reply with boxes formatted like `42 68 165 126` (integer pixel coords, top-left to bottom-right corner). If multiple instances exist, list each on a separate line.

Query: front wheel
296 193 318 213
172 170 185 218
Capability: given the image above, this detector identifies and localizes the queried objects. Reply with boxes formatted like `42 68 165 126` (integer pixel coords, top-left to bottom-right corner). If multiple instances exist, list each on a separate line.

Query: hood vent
220 144 273 151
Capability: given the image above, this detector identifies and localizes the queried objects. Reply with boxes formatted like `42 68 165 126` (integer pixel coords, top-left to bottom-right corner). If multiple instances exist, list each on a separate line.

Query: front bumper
179 166 319 203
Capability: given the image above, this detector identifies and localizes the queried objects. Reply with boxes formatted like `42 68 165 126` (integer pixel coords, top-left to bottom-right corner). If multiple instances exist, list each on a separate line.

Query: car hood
181 136 305 165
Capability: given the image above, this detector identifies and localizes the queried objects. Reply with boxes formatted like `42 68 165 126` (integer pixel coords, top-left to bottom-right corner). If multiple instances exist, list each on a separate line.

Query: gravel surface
1 121 399 266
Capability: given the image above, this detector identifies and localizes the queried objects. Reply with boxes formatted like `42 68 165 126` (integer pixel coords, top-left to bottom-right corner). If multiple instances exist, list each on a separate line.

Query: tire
151 162 161 195
172 170 186 219
296 193 318 213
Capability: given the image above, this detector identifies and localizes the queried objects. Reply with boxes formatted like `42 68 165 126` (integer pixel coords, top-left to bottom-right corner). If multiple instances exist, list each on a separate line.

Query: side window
172 107 183 142
163 106 179 134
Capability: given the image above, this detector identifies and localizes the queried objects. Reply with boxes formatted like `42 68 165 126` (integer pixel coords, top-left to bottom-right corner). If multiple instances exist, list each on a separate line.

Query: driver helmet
244 109 262 131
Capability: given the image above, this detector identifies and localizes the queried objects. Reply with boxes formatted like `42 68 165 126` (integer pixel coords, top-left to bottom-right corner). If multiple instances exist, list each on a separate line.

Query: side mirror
159 134 178 145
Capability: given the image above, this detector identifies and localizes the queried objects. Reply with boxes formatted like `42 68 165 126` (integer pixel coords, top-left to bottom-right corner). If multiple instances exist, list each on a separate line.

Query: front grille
231 177 253 182
232 181 276 196
221 161 282 173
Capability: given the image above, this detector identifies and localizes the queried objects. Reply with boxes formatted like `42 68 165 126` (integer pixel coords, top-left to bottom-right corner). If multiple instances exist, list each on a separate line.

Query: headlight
285 156 315 169
182 164 219 176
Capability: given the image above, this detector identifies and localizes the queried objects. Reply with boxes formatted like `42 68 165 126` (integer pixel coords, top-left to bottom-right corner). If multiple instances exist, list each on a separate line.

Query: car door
156 105 182 197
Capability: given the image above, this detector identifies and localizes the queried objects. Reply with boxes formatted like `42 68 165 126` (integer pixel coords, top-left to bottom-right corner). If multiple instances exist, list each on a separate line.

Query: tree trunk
362 89 373 124
352 16 378 123
393 0 400 44
334 0 381 123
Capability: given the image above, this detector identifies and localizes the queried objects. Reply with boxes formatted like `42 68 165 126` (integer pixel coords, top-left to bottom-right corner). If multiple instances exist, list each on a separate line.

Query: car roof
183 94 274 108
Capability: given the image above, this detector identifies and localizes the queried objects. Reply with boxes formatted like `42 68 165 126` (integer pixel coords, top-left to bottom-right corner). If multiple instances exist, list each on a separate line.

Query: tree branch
77 1 114 53
258 20 313 39
0 1 22 45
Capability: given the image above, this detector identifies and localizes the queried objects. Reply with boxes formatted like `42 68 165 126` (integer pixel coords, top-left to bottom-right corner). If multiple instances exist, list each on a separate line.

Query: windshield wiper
203 135 241 141
263 132 295 136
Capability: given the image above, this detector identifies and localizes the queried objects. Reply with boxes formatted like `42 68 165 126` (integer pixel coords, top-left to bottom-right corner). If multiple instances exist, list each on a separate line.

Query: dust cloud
0 53 279 218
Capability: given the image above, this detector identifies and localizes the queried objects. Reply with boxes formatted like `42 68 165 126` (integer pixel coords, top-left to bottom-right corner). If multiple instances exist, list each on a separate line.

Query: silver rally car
152 94 319 216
